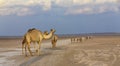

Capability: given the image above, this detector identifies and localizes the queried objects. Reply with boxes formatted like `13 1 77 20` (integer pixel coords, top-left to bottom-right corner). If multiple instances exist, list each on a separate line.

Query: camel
71 38 76 43
77 38 81 42
85 36 90 40
22 30 49 55
79 37 86 42
22 28 56 56
51 34 58 48
43 31 58 48
22 28 37 54
86 36 92 40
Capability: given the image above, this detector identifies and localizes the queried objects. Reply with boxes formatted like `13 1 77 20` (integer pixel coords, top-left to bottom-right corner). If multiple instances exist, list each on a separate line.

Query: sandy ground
1 36 120 66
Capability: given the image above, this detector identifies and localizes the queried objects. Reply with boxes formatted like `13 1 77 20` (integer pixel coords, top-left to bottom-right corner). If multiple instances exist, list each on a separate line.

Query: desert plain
0 35 120 66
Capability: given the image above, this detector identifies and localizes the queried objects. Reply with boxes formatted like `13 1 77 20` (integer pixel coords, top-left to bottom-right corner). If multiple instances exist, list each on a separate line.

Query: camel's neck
43 31 53 39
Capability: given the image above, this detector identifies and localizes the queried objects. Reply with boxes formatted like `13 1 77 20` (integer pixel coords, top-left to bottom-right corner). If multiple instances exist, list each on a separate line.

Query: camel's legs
34 43 38 52
37 41 41 56
27 43 33 56
52 43 56 48
25 44 27 56
34 43 36 50
22 43 24 54
52 40 57 48
32 42 36 51
52 41 54 48
52 40 54 48
71 38 73 43
34 43 38 53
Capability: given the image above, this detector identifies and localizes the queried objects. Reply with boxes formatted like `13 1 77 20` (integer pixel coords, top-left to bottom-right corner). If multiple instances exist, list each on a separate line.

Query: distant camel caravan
71 37 85 43
22 28 56 56
71 36 92 43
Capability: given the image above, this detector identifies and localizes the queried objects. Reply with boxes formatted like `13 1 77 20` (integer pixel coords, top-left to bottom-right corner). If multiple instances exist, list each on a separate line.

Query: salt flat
0 36 120 66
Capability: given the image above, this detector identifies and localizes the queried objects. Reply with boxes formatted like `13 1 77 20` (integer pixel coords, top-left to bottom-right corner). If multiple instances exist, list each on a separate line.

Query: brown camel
51 34 58 48
22 28 55 56
43 31 58 48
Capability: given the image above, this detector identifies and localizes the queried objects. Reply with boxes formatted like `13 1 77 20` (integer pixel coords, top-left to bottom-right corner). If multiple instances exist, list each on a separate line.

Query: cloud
0 0 52 16
0 0 5 6
65 8 93 15
72 0 119 5
73 0 93 5
95 0 118 4
54 0 73 7
64 0 120 15
65 6 120 15
25 0 51 11
0 7 34 16
17 8 34 16
0 0 119 16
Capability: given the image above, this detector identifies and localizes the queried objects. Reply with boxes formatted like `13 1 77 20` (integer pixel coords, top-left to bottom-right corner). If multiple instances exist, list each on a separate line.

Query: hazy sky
0 0 120 36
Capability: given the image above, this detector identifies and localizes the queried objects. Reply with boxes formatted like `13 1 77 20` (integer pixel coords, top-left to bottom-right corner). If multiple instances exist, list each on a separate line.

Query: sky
0 0 120 36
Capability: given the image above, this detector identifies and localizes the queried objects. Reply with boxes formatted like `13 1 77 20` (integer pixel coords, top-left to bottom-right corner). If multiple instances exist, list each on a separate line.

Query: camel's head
51 29 56 33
